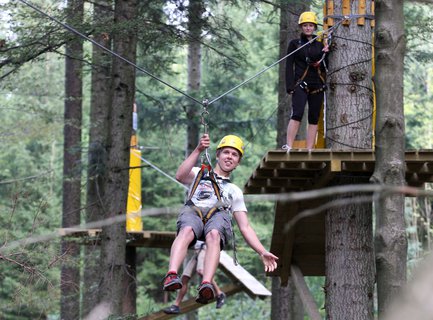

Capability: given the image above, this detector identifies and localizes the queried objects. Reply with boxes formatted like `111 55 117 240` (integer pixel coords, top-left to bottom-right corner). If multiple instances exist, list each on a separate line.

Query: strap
187 164 223 203
186 164 225 224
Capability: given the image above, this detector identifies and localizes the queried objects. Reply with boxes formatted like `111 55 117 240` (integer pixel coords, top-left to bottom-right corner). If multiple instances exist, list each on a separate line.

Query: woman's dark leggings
290 86 324 125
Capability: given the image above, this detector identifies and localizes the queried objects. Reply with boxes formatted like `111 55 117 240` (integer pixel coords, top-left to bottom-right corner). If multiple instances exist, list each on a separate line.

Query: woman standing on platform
284 11 329 152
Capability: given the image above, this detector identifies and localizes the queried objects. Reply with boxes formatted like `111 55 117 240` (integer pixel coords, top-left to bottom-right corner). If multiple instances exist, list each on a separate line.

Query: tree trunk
277 1 309 147
371 0 407 317
325 1 375 319
185 0 204 157
271 277 304 320
122 246 137 314
325 177 375 319
98 0 137 315
82 0 112 317
61 1 83 319
274 1 307 319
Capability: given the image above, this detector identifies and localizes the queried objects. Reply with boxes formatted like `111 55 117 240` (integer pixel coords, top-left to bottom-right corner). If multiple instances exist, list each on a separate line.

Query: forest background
0 0 432 319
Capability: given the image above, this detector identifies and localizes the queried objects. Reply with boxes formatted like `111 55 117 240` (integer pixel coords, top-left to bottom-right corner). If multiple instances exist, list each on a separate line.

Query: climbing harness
295 64 327 95
183 100 226 224
18 0 344 109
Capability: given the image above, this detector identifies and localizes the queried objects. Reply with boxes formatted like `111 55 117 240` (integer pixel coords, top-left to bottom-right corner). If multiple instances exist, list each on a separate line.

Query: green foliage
1 0 433 318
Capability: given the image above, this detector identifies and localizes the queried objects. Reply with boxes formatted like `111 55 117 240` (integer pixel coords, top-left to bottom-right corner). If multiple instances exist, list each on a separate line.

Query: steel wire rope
17 0 203 107
19 0 346 110
138 155 188 190
17 1 374 166
320 20 375 148
2 184 432 254
206 21 344 106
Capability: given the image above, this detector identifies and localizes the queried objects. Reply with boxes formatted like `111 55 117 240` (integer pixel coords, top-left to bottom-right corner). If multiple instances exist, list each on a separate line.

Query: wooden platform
244 149 433 281
59 228 177 248
244 149 433 194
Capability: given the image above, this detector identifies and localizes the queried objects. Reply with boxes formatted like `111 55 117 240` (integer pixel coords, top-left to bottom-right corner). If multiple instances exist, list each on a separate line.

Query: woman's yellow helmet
298 11 318 25
217 135 245 156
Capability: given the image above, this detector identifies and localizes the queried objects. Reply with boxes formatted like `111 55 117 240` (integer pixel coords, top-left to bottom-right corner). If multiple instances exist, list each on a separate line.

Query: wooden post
358 0 366 25
327 0 334 26
342 0 351 25
291 265 322 320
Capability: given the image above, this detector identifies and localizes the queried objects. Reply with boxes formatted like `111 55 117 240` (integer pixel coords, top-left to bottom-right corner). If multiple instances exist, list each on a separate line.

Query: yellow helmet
298 11 318 25
217 135 245 156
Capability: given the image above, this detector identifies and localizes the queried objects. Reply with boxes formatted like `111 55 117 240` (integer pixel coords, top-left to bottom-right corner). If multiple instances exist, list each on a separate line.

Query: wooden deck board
246 149 433 278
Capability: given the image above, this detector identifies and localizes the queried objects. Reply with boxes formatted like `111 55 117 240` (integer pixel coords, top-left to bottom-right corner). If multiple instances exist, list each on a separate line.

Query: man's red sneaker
195 282 215 304
162 272 182 291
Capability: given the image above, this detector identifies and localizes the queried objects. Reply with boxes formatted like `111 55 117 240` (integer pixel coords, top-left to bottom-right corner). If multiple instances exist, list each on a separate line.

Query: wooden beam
342 0 351 25
327 0 334 26
139 283 243 320
358 0 366 25
291 265 322 320
271 201 297 284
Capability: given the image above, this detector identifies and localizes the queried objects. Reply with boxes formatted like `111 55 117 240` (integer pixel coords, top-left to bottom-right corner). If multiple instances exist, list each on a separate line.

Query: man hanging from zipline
162 133 278 304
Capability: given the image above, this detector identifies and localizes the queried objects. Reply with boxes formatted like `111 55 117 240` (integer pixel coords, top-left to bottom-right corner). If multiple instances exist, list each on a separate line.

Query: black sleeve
285 40 297 93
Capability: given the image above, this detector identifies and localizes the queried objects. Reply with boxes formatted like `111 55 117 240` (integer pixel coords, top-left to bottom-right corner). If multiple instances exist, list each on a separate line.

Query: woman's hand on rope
197 134 211 153
322 44 330 53
260 251 279 272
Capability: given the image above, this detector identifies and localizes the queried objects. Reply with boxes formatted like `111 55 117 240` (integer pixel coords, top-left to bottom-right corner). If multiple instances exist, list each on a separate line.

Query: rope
207 21 343 106
17 0 203 107
200 99 213 166
325 14 375 21
17 1 376 152
19 0 346 111
139 155 188 190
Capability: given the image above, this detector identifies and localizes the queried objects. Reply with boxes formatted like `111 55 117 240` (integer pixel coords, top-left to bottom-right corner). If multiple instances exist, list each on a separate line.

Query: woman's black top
285 33 327 93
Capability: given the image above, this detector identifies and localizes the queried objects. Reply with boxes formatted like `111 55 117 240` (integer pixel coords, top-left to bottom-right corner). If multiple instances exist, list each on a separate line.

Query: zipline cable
1 184 431 254
17 2 371 151
206 20 343 106
17 0 203 107
139 155 188 190
18 0 345 111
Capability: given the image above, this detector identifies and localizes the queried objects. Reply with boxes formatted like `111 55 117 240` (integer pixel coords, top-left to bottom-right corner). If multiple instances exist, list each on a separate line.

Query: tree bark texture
371 0 407 317
61 1 83 319
276 0 310 147
271 276 304 320
326 1 374 150
325 1 375 319
274 1 309 317
325 177 375 320
122 247 137 314
185 0 204 157
98 0 137 315
82 0 112 317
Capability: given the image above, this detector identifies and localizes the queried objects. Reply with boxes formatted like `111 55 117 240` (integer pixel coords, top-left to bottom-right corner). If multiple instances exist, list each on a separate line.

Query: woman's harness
294 39 327 95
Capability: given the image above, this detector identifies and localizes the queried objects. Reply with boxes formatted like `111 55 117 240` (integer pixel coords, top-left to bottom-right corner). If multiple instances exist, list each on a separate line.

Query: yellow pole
126 103 143 232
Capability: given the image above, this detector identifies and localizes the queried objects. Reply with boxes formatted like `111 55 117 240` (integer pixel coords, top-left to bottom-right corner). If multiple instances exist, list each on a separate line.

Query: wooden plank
358 0 366 25
270 201 298 285
218 251 271 298
139 283 243 320
245 150 433 194
327 0 334 26
58 228 101 237
291 265 322 320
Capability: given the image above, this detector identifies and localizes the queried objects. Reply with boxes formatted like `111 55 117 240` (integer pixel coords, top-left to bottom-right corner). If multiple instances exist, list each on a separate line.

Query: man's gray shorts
177 205 232 250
